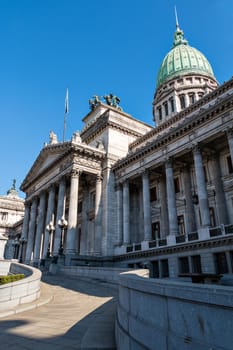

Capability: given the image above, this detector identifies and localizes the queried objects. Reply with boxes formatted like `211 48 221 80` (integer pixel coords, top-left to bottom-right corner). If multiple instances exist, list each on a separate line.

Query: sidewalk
0 273 117 349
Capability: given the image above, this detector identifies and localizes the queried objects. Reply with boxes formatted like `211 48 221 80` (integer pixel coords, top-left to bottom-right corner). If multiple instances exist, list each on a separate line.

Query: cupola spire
173 7 188 47
175 6 179 29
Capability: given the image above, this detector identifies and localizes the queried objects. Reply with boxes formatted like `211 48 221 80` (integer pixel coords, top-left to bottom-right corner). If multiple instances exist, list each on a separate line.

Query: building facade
20 23 233 277
0 182 24 260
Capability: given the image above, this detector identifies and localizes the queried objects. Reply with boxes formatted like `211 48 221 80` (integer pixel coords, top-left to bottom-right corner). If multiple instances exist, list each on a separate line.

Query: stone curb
0 281 53 318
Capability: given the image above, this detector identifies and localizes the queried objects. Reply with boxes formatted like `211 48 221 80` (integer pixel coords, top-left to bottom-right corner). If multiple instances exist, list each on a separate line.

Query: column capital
192 143 202 154
226 127 233 139
96 174 103 182
70 169 81 178
165 157 173 169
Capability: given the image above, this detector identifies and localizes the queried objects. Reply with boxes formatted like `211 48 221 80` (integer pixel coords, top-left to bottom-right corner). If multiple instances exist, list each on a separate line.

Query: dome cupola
153 16 218 126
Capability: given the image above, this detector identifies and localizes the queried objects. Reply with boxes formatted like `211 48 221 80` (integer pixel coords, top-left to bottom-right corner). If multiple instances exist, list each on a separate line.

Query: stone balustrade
0 260 41 312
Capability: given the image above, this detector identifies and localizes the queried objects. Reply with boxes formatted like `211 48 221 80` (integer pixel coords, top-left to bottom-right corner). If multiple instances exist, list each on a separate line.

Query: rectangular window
178 215 185 235
191 255 202 273
227 156 233 174
151 221 160 240
189 94 195 104
174 177 180 193
161 259 169 277
150 261 159 278
215 252 228 274
179 95 186 109
0 212 8 221
78 201 83 214
150 186 157 202
209 207 216 227
164 102 168 116
170 98 174 112
179 257 190 274
158 107 162 121
203 165 208 182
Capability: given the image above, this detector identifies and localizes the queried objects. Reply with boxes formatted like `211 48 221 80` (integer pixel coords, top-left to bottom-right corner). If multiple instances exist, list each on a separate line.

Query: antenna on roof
175 6 180 29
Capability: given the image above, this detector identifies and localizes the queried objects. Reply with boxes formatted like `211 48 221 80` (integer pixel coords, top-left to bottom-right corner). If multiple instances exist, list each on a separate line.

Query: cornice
113 235 233 262
113 90 233 172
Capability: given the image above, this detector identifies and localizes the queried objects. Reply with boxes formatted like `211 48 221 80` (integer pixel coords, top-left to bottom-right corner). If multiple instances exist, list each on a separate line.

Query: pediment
21 143 70 190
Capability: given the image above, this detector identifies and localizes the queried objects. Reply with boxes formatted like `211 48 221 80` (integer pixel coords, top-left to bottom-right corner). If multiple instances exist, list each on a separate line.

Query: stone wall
0 261 41 312
116 270 233 350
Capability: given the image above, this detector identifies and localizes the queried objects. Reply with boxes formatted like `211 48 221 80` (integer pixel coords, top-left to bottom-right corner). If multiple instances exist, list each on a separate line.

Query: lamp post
58 217 68 255
46 221 55 258
19 237 27 263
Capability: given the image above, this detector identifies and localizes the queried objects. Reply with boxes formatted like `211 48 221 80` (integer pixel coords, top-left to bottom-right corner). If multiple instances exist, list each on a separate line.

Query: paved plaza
0 273 117 350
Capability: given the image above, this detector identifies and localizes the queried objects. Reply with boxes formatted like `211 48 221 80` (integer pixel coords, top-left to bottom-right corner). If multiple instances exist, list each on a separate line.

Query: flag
65 88 69 114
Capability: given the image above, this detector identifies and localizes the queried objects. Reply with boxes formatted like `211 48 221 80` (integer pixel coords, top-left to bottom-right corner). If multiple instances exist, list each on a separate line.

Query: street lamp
46 221 55 258
58 216 68 255
19 236 27 263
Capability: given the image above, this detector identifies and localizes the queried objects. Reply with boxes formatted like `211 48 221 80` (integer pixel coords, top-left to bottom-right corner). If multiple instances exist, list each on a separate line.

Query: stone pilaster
142 171 152 241
65 169 80 254
116 183 123 245
165 159 179 239
193 146 210 227
123 180 130 244
25 197 38 264
182 166 196 233
209 154 229 225
33 191 47 264
159 176 169 238
94 174 102 255
53 177 66 255
42 184 56 259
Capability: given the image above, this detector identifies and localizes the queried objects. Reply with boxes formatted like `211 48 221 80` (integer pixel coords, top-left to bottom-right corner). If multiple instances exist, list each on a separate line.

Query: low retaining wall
116 270 233 350
60 266 136 284
0 260 41 311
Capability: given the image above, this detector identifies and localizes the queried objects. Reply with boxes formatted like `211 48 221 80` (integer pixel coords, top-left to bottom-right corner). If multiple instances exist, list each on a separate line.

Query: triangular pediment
21 143 71 190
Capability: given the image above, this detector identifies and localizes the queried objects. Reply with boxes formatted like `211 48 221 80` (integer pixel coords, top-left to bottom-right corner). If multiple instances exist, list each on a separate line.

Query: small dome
156 26 216 88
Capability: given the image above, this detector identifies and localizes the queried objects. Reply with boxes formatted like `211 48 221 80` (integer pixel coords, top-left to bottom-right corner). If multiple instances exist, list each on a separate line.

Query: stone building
0 181 24 259
20 22 233 277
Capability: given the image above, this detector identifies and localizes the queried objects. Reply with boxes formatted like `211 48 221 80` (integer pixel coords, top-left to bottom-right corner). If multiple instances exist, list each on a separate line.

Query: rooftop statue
49 130 58 144
103 93 122 110
89 95 101 111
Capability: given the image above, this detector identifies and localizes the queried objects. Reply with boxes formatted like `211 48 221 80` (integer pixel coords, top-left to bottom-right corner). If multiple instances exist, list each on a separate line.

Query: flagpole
63 88 69 142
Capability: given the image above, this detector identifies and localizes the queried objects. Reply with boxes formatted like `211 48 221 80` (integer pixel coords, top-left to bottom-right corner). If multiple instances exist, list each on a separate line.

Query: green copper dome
156 26 215 88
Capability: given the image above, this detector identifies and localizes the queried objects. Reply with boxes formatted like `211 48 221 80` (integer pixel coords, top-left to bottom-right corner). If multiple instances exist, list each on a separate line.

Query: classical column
209 154 229 225
182 166 196 233
33 191 47 264
227 128 233 166
20 202 30 262
42 185 56 259
25 197 38 263
65 170 80 254
193 146 210 227
165 160 179 236
53 177 66 255
142 171 152 241
94 174 102 255
116 183 123 245
159 176 169 237
123 180 130 244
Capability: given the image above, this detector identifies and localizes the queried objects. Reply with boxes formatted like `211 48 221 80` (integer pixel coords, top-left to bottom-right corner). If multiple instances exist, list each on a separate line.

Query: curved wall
0 260 41 312
116 270 233 350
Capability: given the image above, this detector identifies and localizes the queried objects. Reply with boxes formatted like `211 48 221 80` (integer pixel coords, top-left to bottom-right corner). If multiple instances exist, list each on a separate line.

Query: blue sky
0 0 233 197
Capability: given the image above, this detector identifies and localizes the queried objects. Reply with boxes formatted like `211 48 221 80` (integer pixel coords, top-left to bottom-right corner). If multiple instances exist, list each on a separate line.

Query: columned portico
53 177 66 255
165 159 179 241
123 180 130 244
193 146 210 227
65 169 80 255
33 191 46 264
42 185 56 259
142 171 152 240
25 197 38 263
